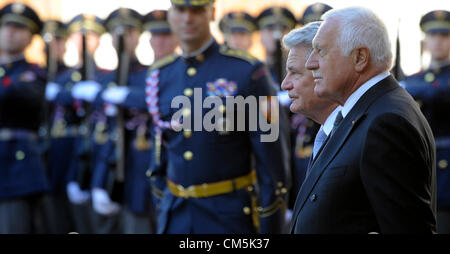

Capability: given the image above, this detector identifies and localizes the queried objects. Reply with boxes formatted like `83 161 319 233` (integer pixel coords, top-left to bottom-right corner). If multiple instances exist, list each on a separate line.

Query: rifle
39 30 58 169
76 29 94 190
391 20 405 81
273 28 284 85
108 26 129 203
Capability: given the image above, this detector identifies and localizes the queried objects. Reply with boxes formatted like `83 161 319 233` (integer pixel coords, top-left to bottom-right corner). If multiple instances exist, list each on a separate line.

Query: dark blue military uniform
404 64 450 204
0 3 56 233
141 38 290 234
402 9 450 234
45 14 107 234
89 8 160 234
48 14 107 192
0 58 49 200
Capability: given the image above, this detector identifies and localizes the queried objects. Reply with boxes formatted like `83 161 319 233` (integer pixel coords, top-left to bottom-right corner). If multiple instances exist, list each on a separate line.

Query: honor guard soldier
41 19 76 234
45 13 107 234
100 9 178 233
140 0 290 234
88 7 150 234
219 11 256 52
0 2 56 233
256 6 296 85
42 20 69 79
402 10 450 234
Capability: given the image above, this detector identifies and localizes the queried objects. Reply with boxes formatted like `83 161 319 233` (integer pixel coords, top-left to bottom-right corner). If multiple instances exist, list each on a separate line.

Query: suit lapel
289 76 399 233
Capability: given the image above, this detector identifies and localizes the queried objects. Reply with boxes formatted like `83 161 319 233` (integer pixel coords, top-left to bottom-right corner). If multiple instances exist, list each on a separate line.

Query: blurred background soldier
218 11 256 52
45 13 107 234
402 10 450 234
0 2 56 233
40 18 76 234
42 20 69 79
100 8 178 234
256 6 296 85
136 0 289 234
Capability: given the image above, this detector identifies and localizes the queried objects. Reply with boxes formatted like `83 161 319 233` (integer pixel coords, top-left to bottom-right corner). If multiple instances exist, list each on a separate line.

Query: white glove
72 81 101 102
104 103 118 116
101 86 130 105
66 182 91 205
92 188 121 216
277 90 291 106
45 82 61 101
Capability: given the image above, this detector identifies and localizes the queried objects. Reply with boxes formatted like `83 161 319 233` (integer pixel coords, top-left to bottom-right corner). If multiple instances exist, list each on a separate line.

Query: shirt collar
181 37 215 59
0 53 25 65
322 106 342 136
341 72 390 118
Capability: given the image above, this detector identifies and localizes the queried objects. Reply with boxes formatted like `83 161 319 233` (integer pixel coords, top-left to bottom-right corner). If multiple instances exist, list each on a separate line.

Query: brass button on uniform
184 88 193 97
146 170 152 178
183 130 192 139
187 67 197 76
15 150 25 161
277 182 283 188
439 160 448 169
243 207 251 215
281 188 287 194
424 72 435 83
247 186 254 192
184 151 193 161
71 71 82 82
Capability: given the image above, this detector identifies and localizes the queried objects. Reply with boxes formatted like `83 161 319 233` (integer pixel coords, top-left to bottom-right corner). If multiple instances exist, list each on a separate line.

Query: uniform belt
0 128 37 141
167 170 257 199
51 125 80 138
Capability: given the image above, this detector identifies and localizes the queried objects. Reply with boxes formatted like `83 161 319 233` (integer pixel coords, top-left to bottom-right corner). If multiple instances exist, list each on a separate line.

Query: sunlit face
0 24 33 54
168 5 214 46
150 32 178 60
306 19 355 103
48 38 67 62
424 32 450 61
226 31 252 51
112 27 141 56
281 45 333 118
69 31 100 57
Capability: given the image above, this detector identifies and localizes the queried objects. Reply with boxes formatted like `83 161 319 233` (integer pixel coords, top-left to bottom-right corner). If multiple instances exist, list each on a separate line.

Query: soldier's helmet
420 10 450 34
299 2 332 25
219 11 257 34
0 3 42 34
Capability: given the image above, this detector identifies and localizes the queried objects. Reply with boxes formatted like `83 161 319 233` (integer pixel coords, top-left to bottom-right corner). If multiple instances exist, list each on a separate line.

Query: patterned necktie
312 128 327 159
330 110 344 136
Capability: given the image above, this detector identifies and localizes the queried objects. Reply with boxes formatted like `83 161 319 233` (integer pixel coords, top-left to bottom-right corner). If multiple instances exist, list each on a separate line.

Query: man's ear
351 46 370 72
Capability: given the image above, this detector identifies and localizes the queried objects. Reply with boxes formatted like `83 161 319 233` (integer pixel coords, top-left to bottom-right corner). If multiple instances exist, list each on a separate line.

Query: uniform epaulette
219 45 257 65
150 54 179 71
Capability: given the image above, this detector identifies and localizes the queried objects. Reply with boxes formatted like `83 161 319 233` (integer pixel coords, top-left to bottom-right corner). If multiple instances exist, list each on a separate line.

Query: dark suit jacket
290 75 437 234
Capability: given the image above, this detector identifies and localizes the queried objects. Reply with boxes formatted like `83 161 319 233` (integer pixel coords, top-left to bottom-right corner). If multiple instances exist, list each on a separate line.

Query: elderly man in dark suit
290 7 437 234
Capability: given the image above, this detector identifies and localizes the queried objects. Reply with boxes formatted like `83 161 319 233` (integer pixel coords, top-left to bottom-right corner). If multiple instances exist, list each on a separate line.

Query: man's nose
281 75 293 91
306 51 319 70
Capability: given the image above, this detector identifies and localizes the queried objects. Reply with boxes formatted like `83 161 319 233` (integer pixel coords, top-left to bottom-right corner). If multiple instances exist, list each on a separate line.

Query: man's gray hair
282 21 321 50
322 7 393 72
